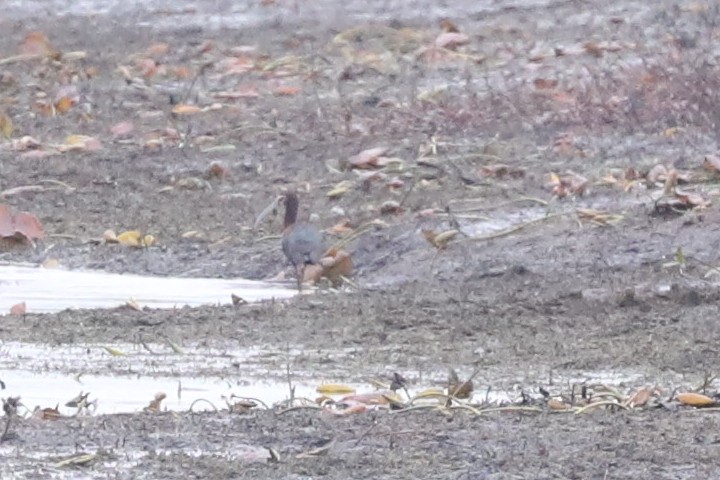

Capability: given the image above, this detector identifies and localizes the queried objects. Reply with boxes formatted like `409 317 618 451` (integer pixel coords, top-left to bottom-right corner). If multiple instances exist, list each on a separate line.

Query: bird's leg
295 264 304 292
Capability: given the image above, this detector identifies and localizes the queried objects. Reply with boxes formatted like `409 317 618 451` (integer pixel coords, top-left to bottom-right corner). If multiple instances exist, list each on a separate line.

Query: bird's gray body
282 223 323 267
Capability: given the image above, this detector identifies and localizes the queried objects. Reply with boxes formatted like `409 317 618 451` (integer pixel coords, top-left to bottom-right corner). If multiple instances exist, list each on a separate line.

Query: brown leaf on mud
327 180 354 199
422 229 459 249
623 386 653 408
274 85 301 96
0 112 13 140
533 78 558 90
479 164 526 178
339 392 395 406
552 133 582 157
549 171 588 198
439 19 460 33
434 32 469 50
32 405 62 421
144 392 167 413
548 398 570 411
646 164 668 184
677 392 715 408
380 200 403 215
9 302 26 315
145 42 170 58
348 147 389 169
447 368 473 399
703 155 720 173
206 162 231 180
11 135 41 151
304 248 353 285
327 219 353 235
576 208 623 225
0 204 44 244
110 121 134 139
58 135 102 152
171 104 202 115
19 31 59 58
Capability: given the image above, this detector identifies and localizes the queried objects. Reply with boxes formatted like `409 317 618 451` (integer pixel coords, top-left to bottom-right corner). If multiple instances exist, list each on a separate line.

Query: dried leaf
422 229 458 249
624 386 652 408
274 85 301 96
339 392 391 406
316 384 356 395
447 368 473 399
144 392 167 413
703 155 720 173
116 230 142 247
19 31 58 58
647 164 668 184
434 32 469 49
59 135 102 152
548 398 570 411
0 112 13 140
9 302 26 315
327 180 354 199
380 200 403 215
172 104 202 115
103 229 118 243
348 147 389 169
102 346 127 357
110 121 134 138
677 392 715 407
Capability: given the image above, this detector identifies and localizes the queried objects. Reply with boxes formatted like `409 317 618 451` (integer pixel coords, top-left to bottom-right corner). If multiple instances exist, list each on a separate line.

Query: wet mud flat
2 0 720 478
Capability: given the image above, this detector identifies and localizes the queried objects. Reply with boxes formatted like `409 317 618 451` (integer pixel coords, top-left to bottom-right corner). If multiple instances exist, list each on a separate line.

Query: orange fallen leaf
9 302 26 315
348 147 389 169
434 32 469 49
172 104 202 115
19 31 58 58
59 135 102 152
110 121 134 138
274 85 301 96
677 392 715 407
0 112 13 140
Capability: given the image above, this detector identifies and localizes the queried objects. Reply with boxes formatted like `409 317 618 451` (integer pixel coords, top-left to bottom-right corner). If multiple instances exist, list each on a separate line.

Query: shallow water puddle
0 341 670 416
0 264 298 313
0 341 368 415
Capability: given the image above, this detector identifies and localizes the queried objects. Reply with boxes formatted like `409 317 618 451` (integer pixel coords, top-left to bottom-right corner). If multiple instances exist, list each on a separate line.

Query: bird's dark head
282 191 300 229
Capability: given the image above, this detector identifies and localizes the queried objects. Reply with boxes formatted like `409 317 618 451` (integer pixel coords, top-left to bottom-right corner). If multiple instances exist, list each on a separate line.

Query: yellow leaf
142 234 156 247
0 112 13 140
677 392 715 407
316 384 356 395
172 104 202 115
102 346 126 357
414 388 445 398
116 230 142 247
326 180 353 199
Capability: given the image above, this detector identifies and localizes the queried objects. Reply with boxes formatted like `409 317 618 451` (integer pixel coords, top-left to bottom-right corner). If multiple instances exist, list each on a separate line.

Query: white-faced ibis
281 192 324 291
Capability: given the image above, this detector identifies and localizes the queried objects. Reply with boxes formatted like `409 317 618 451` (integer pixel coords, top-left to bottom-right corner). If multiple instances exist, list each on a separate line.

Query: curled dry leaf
0 204 44 244
9 302 26 315
103 229 119 243
348 147 389 169
58 135 102 152
422 229 459 249
549 171 588 198
33 405 62 421
102 346 126 357
206 162 231 180
676 392 715 408
0 112 13 140
646 164 669 184
110 121 134 138
11 136 41 151
447 368 473 399
339 392 397 406
316 384 356 395
548 398 571 411
171 104 202 115
327 180 354 199
703 154 720 173
19 31 58 58
480 164 526 178
434 32 470 49
624 386 653 408
144 392 167 413
380 200 403 215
